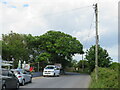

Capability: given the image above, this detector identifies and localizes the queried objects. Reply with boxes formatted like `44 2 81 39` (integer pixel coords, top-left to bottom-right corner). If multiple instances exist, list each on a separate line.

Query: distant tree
71 60 78 67
77 60 89 69
85 45 112 72
68 59 78 71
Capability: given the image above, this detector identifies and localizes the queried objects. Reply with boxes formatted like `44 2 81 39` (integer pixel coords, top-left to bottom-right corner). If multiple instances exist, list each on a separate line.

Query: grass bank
89 67 119 88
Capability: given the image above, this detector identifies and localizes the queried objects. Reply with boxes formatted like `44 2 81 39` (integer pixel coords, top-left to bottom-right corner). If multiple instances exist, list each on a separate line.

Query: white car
43 65 60 77
11 69 32 86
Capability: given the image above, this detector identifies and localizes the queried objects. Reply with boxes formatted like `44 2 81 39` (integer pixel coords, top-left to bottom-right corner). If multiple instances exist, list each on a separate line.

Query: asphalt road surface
20 72 91 88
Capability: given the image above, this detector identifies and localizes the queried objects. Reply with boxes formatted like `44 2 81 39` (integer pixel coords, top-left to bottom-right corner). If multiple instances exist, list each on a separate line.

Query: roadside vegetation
67 45 112 74
1 31 84 72
1 31 118 88
89 62 119 88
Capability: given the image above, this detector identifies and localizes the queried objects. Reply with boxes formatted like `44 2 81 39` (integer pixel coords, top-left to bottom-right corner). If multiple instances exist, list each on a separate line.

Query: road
19 72 91 88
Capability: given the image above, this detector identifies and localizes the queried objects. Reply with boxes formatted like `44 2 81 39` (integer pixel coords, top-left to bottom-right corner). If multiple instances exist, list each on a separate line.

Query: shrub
90 67 119 88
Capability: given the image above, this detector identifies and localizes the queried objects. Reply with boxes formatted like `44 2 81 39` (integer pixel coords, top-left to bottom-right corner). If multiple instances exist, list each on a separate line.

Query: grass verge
89 67 119 88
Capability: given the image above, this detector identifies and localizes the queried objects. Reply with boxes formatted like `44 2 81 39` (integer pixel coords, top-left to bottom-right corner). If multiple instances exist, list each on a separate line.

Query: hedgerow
89 66 119 88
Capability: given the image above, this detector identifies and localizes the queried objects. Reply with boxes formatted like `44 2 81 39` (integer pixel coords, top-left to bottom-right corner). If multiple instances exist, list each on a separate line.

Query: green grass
89 67 119 88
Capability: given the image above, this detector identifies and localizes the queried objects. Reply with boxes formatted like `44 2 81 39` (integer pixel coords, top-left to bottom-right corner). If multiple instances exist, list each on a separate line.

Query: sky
0 0 119 62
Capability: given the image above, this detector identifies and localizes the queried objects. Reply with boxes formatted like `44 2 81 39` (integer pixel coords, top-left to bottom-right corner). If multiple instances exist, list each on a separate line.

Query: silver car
11 69 32 86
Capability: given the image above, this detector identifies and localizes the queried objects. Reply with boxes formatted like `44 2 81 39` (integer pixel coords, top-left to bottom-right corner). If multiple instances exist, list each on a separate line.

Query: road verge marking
33 76 43 79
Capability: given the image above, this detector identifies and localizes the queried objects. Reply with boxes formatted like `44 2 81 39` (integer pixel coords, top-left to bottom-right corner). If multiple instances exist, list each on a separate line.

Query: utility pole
38 62 39 72
82 54 84 72
94 3 99 81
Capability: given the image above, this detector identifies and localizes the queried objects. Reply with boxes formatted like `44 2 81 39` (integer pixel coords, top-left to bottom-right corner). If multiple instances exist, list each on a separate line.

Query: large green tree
32 31 84 69
85 45 112 72
24 34 39 64
2 31 30 68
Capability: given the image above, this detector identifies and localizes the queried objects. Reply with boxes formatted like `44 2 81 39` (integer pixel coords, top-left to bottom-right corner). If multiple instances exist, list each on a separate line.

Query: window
14 71 20 74
45 67 54 69
56 68 60 70
2 70 8 76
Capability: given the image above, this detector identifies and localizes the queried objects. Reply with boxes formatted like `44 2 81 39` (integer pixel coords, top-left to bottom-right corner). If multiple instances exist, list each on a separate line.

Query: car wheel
29 78 32 83
58 73 60 77
54 73 56 77
2 84 6 90
16 82 19 89
21 80 25 86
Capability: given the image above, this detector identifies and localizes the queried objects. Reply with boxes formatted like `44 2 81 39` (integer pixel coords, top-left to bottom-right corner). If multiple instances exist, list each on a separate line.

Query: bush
109 62 120 71
90 67 119 88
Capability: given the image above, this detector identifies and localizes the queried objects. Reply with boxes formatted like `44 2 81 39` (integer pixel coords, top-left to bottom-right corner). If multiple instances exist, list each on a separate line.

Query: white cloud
73 54 82 61
71 27 111 44
72 29 95 43
1 1 50 35
1 0 118 34
103 45 118 62
0 0 118 61
73 45 118 62
72 48 88 61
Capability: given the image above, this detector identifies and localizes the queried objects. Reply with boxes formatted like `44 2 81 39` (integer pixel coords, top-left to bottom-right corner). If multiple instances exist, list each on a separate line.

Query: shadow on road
32 72 89 78
64 72 89 76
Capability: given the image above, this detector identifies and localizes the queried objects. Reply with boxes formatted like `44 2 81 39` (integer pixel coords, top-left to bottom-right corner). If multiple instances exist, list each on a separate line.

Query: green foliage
32 31 83 69
109 62 120 71
85 45 112 72
66 60 78 71
90 67 119 88
77 60 89 68
73 60 89 74
35 52 51 62
70 59 78 67
2 31 31 68
2 31 84 70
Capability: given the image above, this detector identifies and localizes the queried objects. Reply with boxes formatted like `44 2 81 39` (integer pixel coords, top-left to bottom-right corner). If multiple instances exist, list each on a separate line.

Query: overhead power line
31 5 93 19
83 11 95 48
44 5 93 16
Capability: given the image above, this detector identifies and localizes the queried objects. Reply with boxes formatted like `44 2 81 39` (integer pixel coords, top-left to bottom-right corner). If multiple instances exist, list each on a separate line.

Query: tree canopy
85 45 112 72
32 31 84 69
2 31 31 68
2 31 84 70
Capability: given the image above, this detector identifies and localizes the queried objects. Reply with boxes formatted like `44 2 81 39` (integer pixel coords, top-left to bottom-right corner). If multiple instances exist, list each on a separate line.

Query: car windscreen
14 70 21 74
45 67 54 69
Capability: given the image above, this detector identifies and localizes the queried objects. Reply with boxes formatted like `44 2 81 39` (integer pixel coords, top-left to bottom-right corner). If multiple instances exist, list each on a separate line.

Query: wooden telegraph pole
94 3 99 81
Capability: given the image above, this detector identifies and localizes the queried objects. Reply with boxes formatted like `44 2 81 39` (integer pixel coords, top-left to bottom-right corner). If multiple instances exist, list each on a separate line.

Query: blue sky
0 0 118 62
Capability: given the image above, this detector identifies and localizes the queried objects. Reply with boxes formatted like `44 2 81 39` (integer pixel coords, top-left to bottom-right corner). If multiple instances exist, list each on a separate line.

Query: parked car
43 65 60 77
1 68 19 90
0 74 2 90
11 69 32 86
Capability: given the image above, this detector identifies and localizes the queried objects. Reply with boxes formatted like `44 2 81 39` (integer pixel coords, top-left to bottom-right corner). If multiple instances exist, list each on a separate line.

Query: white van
43 65 60 77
